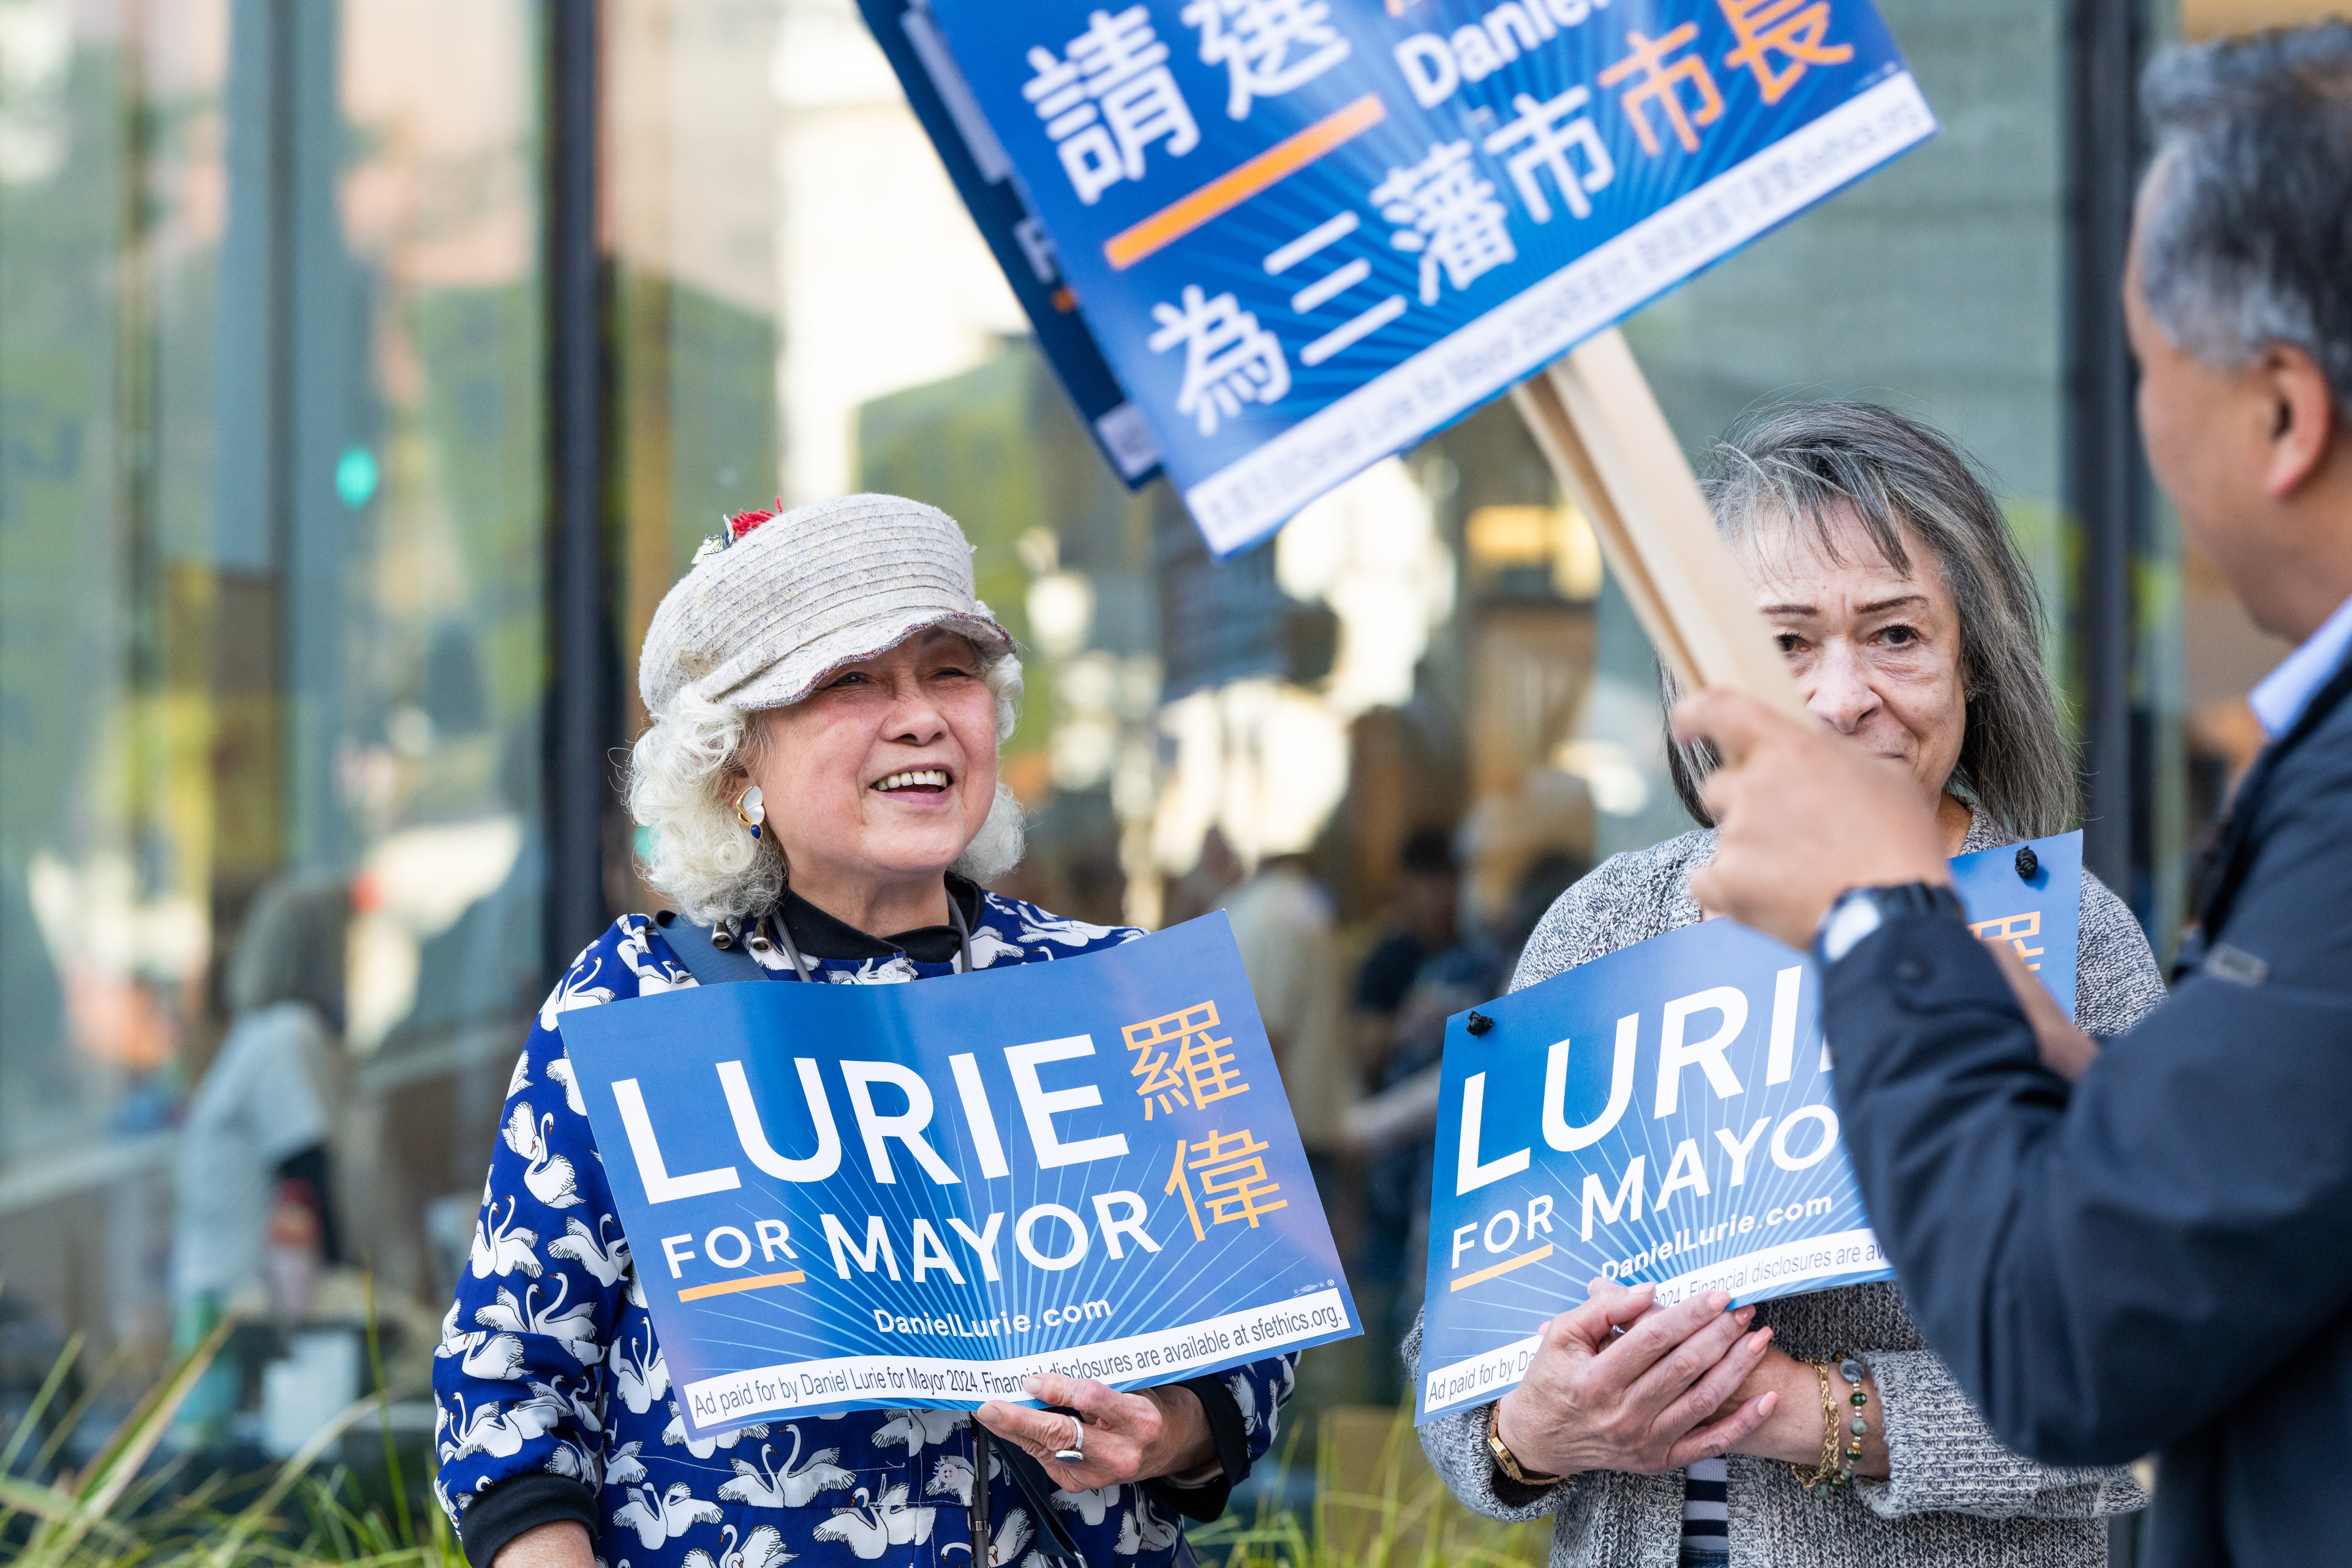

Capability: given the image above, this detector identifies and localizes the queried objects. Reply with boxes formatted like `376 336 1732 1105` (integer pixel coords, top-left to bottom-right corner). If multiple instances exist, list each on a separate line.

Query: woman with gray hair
1408 403 2162 1566
434 495 1297 1568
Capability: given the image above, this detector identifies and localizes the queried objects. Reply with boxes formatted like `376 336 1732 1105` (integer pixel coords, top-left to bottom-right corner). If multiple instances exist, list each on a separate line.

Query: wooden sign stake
1512 328 1810 723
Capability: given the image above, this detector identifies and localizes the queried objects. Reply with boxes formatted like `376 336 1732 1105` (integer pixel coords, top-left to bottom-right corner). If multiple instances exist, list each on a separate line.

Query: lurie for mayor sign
912 0 1935 554
557 915 1357 1438
1415 832 2084 1422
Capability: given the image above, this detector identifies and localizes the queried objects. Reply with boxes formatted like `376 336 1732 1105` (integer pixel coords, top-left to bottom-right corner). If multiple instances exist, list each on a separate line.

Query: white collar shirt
2248 592 2352 739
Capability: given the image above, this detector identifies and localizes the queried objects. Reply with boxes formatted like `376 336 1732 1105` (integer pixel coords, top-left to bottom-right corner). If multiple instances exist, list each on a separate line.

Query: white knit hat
638 492 1014 717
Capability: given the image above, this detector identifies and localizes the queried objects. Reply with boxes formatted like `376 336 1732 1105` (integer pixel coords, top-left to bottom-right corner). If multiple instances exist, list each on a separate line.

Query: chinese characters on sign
559 913 1357 1433
1027 6 1202 204
1970 911 2046 971
1374 139 1517 304
1721 0 1856 104
1599 23 1724 156
1148 286 1293 433
1126 1000 1250 1115
1183 0 1352 118
918 0 1934 554
1125 998 1289 1240
1263 211 1406 368
1486 89 1615 222
1168 1129 1290 1238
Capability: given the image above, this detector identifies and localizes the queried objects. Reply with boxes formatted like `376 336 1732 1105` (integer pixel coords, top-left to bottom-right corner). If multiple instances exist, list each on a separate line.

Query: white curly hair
627 649 1027 925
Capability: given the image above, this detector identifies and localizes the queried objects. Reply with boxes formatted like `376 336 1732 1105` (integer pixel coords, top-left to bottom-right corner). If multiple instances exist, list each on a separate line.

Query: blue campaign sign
858 0 1163 486
920 0 1935 555
556 914 1355 1438
1951 827 2083 1021
1414 831 2081 1424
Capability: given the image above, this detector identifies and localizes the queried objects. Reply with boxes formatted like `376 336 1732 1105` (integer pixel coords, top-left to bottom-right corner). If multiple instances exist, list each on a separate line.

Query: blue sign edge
854 0 1163 490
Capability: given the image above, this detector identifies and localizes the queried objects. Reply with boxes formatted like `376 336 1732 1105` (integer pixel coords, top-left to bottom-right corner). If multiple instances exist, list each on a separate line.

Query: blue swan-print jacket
432 883 1298 1568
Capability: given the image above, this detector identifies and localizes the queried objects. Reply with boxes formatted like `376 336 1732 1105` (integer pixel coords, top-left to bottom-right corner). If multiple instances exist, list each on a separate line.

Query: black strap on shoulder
995 1443 1082 1561
651 909 767 986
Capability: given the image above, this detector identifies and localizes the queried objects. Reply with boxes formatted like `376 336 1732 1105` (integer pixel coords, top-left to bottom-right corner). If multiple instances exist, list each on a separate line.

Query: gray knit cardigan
1409 813 2163 1568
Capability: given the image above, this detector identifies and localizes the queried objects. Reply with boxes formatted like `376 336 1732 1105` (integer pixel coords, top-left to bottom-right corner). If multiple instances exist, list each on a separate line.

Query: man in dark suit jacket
1672 24 2352 1566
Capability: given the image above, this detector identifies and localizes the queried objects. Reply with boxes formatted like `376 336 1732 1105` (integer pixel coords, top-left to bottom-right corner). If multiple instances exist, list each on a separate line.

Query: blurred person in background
1160 825 1242 930
1409 403 2158 1567
437 495 1297 1568
172 875 352 1428
1352 826 1463 1047
174 874 352 1323
1219 848 1352 1195
1348 827 1463 1398
1350 841 1586 1398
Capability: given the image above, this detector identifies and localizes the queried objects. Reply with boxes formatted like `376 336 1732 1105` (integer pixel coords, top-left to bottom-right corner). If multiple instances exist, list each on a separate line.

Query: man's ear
2261 342 2339 499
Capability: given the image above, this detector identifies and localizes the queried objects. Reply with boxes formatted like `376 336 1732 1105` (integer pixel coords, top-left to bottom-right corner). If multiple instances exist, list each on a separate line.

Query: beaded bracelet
1789 1353 1873 1491
1835 1353 1871 1474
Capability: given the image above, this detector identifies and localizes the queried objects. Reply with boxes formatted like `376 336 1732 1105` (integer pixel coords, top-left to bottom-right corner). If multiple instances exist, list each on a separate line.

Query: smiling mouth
872 768 952 794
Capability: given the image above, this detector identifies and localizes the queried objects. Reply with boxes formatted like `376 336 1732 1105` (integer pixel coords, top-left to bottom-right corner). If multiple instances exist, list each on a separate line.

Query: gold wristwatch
1485 1402 1563 1487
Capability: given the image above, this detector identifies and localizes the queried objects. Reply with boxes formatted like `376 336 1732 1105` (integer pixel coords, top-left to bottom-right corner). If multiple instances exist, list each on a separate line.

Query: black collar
772 874 985 965
2192 647 2352 942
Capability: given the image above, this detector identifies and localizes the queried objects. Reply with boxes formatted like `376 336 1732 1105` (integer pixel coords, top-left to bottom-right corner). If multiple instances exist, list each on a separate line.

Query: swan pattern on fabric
431 895 1298 1568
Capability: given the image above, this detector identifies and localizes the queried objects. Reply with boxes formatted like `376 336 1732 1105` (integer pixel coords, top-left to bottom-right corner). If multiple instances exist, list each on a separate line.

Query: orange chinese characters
1165 1129 1289 1240
1598 22 1723 157
1125 1000 1250 1118
1719 0 1855 107
1970 910 2046 971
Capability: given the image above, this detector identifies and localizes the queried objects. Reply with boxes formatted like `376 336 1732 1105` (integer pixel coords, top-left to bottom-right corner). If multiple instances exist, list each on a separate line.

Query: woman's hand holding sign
978 1373 1219 1491
1491 1280 1779 1479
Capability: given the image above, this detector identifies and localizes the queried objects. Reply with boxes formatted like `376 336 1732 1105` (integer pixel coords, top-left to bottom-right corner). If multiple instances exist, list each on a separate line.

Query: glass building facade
0 0 2327 1506
2 0 549 1394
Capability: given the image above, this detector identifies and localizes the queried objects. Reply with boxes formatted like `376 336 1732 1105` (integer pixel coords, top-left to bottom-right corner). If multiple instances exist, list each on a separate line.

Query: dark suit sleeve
1822 753 2352 1466
1142 1374 1248 1521
458 1476 598 1568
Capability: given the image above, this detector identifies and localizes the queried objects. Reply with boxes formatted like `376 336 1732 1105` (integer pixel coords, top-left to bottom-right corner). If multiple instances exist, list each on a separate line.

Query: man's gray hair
2137 22 2352 407
1665 401 2074 840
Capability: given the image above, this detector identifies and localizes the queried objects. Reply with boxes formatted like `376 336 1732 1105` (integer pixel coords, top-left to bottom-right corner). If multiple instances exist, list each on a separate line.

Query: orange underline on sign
680 1270 805 1302
1104 93 1388 271
1450 1244 1554 1292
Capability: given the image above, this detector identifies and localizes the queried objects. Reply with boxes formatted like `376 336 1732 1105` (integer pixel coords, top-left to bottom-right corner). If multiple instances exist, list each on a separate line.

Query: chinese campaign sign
1415 831 2082 1423
557 914 1356 1438
913 0 1936 555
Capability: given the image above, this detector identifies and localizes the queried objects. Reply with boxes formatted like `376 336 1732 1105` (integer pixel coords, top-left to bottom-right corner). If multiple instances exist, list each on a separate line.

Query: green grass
2 1321 1538 1568
1191 1405 1551 1568
0 1295 456 1568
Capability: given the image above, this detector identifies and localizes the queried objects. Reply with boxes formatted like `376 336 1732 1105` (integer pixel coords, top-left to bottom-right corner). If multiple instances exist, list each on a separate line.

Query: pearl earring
735 785 766 839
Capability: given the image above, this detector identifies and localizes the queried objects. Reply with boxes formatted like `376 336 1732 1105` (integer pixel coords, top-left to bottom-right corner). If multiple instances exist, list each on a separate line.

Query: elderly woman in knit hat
432 496 1296 1568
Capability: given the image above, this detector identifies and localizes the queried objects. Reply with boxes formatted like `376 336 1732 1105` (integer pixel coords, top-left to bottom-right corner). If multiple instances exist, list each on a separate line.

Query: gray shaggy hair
1664 401 2074 840
627 648 1026 925
2137 23 2352 409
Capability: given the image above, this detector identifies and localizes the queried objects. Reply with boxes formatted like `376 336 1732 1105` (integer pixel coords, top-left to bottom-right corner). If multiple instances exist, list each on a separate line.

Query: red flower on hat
728 499 783 542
